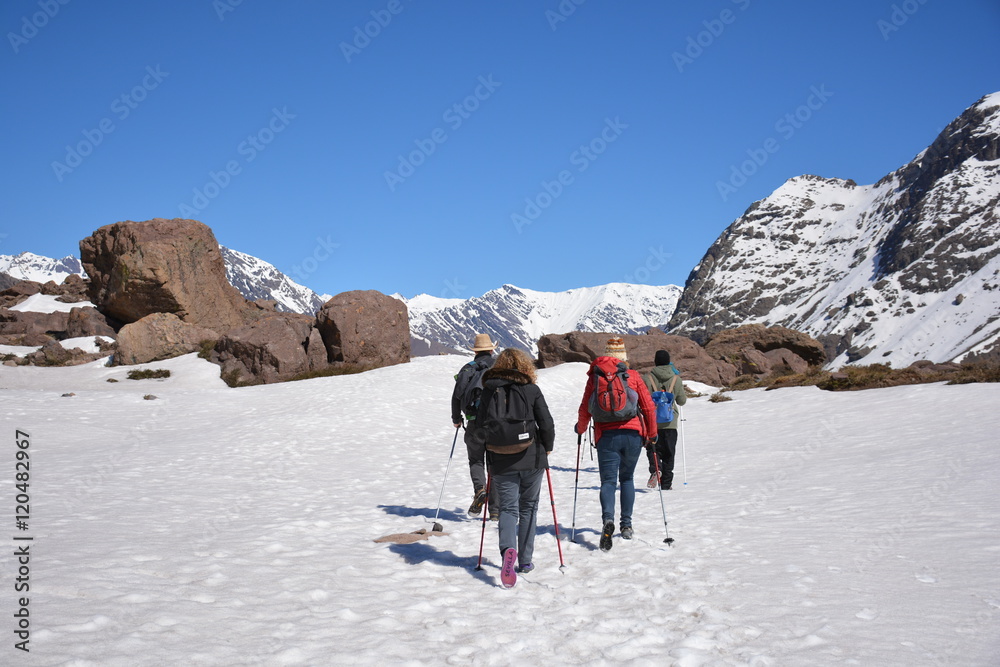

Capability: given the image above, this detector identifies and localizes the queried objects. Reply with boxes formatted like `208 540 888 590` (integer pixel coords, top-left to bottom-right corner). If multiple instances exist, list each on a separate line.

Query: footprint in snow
856 608 878 620
915 573 938 583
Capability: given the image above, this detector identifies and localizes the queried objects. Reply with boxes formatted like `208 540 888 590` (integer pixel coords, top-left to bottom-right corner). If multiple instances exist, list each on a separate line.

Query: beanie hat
655 350 671 366
604 337 627 361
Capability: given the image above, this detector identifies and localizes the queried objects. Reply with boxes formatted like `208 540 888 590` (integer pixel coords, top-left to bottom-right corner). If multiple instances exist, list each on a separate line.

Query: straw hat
469 333 497 352
604 337 627 361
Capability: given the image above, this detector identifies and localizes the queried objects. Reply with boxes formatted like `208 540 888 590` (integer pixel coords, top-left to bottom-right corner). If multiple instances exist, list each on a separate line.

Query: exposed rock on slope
669 92 1000 367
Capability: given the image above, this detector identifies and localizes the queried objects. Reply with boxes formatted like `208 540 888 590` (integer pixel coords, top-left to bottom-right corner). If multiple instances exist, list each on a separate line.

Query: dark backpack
476 383 537 454
588 363 639 422
455 357 493 417
651 374 678 424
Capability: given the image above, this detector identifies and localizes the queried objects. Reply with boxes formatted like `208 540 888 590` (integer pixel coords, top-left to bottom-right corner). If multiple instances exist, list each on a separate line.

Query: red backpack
589 362 639 422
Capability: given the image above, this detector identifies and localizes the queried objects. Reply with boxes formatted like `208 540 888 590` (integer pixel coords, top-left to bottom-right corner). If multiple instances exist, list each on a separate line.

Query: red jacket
576 357 657 443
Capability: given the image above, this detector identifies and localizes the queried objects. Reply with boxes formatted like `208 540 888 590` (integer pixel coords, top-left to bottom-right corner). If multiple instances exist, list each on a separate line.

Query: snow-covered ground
1 355 998 666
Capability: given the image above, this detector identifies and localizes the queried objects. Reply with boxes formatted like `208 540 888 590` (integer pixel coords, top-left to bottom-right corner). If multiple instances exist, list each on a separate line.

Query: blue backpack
651 374 679 424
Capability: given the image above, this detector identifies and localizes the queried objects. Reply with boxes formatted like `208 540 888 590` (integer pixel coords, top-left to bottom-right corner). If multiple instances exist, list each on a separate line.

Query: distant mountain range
0 252 83 283
669 91 1000 367
402 283 683 356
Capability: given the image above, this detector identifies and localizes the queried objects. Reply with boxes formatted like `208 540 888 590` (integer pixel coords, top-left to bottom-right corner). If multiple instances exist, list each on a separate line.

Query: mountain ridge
669 91 1000 367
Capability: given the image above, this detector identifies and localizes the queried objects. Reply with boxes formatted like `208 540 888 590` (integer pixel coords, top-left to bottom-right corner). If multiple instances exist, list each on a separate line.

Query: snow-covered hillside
0 251 84 283
220 246 327 314
405 282 683 355
1 356 997 665
670 92 1000 368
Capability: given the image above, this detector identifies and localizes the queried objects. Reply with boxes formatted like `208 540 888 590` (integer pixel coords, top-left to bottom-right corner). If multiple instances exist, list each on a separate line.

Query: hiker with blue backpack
452 334 500 518
575 337 657 551
475 347 555 588
643 350 687 491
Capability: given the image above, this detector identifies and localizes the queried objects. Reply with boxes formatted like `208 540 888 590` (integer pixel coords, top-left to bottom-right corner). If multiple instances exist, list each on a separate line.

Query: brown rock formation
536 330 738 387
114 312 219 366
79 218 249 331
315 290 410 368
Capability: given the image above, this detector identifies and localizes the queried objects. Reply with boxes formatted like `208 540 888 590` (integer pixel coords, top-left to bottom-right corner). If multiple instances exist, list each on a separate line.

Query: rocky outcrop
65 307 116 339
315 290 410 368
214 313 326 385
0 273 15 291
79 218 250 331
114 313 219 366
703 324 826 376
23 339 109 367
537 329 739 387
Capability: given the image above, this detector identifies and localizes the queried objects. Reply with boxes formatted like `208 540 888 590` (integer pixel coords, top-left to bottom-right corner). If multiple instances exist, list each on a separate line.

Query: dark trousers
465 425 499 508
646 427 678 489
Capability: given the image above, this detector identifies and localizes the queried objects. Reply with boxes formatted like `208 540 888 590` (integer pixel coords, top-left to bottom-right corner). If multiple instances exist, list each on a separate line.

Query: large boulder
114 312 219 366
315 290 410 368
214 313 325 385
79 218 249 331
537 330 739 387
703 324 827 376
65 307 116 338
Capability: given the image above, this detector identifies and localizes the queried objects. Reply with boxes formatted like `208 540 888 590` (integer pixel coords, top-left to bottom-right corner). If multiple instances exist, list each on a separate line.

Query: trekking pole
679 404 688 487
571 433 582 542
474 473 492 571
545 467 567 570
431 427 460 531
652 452 674 546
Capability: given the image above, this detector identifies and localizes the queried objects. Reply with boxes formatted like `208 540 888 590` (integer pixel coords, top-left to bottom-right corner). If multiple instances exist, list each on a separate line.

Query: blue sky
2 1 998 300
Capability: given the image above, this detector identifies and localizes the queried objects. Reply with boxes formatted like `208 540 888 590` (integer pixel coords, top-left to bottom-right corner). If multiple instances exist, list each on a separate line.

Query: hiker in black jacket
451 333 499 517
479 348 555 577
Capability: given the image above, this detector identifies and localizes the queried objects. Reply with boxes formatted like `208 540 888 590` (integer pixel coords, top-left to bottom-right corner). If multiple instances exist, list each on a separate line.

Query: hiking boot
516 563 534 574
647 472 660 489
489 509 500 521
599 521 615 551
468 487 487 515
621 526 634 540
500 548 518 588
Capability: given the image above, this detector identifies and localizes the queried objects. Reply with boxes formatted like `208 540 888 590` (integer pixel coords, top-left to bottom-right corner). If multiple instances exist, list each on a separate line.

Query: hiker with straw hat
451 333 501 518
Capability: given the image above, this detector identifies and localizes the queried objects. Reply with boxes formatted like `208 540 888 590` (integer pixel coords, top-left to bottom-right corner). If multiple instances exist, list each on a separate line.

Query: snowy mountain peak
0 251 84 283
219 246 327 314
669 91 1000 368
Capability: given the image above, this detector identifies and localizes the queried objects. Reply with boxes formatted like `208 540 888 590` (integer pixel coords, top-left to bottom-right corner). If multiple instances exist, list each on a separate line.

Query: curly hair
491 348 537 383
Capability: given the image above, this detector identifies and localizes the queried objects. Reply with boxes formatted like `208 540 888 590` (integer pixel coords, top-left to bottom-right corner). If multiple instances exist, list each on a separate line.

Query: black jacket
479 367 555 474
451 352 494 424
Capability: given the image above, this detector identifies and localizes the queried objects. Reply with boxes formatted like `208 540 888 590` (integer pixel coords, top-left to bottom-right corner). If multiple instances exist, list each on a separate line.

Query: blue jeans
493 469 544 566
596 430 643 527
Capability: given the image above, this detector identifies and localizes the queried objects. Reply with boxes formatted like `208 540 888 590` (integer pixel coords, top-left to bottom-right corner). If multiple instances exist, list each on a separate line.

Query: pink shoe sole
500 548 518 589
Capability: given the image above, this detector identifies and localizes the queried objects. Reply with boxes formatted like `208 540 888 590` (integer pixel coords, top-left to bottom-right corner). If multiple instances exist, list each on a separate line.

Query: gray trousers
493 468 544 566
464 426 499 508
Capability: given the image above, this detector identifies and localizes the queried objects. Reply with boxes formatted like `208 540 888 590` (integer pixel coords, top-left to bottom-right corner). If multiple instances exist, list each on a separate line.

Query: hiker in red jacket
576 337 657 551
